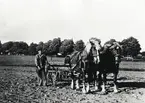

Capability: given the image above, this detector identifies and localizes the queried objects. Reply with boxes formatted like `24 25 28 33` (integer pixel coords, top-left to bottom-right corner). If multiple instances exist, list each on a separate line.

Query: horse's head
64 55 71 65
87 37 102 64
110 42 122 64
64 51 82 69
89 37 102 51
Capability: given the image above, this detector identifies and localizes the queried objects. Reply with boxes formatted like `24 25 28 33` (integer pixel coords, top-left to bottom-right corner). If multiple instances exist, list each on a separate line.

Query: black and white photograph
0 0 145 103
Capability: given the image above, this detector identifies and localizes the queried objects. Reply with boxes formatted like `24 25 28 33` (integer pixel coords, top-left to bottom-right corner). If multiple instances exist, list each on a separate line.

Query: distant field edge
0 64 70 67
0 65 145 72
119 68 145 71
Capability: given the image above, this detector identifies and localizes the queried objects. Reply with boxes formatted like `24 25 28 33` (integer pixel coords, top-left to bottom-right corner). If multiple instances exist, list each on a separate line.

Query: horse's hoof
100 91 107 95
82 89 86 94
70 85 74 89
76 88 80 90
75 88 80 91
114 90 118 93
71 84 75 89
86 90 91 94
39 83 43 86
71 87 75 90
95 87 98 91
100 92 107 95
56 86 59 89
95 88 101 92
76 86 80 90
45 84 49 87
95 87 102 92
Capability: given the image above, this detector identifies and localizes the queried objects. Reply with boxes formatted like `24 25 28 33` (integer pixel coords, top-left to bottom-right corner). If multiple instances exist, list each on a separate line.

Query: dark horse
98 42 122 93
64 38 102 93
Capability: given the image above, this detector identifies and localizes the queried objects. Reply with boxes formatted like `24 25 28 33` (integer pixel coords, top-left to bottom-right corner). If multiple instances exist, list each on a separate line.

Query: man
35 48 48 86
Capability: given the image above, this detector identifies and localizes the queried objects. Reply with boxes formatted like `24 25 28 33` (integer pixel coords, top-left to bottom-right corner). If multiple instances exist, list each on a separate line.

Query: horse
64 38 102 93
64 50 84 90
98 42 122 94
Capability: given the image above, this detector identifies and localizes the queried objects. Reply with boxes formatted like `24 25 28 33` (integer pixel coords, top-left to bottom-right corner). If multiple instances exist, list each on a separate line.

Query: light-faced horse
98 42 122 94
64 38 102 93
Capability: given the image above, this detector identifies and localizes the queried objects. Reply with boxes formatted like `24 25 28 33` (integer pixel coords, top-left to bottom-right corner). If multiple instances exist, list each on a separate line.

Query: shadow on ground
118 82 145 88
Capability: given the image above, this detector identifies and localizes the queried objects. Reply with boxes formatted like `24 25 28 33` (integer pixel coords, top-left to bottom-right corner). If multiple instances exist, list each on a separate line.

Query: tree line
0 36 144 58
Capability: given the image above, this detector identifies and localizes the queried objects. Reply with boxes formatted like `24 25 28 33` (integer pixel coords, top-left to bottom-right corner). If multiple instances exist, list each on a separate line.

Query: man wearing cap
35 48 48 86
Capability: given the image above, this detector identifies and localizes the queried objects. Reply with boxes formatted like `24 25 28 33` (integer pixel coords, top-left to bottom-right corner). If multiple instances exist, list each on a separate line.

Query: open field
0 55 64 66
0 55 145 71
0 55 145 103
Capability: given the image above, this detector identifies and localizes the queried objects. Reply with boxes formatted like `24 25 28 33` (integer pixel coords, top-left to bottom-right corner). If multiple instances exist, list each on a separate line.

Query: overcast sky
0 0 145 51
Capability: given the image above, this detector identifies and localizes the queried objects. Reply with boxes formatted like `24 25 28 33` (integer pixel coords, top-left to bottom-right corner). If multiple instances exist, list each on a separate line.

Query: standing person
35 48 48 86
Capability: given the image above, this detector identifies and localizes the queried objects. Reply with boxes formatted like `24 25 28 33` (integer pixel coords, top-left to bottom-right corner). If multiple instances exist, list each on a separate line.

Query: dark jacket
35 54 47 68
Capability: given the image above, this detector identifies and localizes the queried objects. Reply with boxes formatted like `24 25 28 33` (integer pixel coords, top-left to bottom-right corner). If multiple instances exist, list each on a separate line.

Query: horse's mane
89 37 101 44
67 42 93 64
67 51 81 64
101 41 122 59
67 38 102 64
84 42 92 54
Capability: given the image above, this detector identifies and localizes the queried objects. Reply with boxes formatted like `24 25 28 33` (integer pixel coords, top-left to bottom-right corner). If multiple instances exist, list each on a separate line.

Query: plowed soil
0 66 145 103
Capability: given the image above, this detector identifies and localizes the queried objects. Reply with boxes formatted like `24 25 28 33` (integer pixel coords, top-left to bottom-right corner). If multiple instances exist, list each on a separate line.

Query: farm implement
45 61 72 86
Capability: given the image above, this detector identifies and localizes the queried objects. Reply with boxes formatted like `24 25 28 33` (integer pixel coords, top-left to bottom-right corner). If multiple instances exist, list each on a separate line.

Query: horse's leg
71 76 75 89
86 63 91 93
80 61 87 93
97 71 102 91
86 73 91 93
86 83 90 93
75 79 80 90
113 72 118 93
94 71 99 91
71 79 74 89
39 79 43 86
113 73 118 93
82 73 86 93
101 73 107 93
51 72 57 87
113 63 119 93
75 73 80 89
82 81 86 93
82 67 86 93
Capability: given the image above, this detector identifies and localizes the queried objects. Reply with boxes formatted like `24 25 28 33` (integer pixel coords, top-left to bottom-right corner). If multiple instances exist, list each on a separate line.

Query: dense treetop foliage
59 39 74 56
0 36 143 57
121 37 141 57
74 40 85 52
